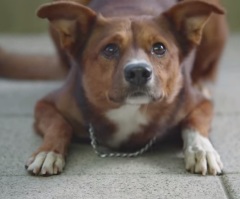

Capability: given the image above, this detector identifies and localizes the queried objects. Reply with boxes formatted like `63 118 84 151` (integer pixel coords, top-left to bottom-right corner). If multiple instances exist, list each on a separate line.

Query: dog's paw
184 146 223 175
25 151 65 176
182 129 223 175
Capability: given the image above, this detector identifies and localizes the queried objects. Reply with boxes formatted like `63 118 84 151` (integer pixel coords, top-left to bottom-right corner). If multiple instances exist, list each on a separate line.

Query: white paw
25 151 65 176
184 146 223 175
182 129 223 175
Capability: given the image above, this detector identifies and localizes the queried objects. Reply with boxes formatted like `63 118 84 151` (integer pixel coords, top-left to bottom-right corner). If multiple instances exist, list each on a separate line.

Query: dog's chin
108 91 162 105
125 95 152 105
108 95 151 105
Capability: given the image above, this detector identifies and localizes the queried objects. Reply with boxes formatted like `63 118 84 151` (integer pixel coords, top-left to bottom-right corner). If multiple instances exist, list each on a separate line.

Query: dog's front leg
181 100 223 175
25 100 73 176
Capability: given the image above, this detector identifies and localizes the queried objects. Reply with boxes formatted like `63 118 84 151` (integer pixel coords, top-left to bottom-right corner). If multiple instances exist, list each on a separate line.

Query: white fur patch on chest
105 105 149 147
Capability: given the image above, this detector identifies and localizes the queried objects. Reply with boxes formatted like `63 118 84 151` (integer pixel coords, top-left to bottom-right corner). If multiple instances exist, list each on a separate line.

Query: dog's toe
26 151 65 176
206 151 223 175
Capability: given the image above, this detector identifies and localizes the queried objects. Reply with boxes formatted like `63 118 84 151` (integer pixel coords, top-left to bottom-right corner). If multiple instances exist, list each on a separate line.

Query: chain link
89 124 157 158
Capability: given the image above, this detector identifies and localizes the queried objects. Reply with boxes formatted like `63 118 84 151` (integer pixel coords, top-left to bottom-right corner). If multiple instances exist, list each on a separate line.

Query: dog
19 0 228 176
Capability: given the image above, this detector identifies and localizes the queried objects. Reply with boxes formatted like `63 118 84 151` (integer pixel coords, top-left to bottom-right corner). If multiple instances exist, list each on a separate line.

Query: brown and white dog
11 0 227 176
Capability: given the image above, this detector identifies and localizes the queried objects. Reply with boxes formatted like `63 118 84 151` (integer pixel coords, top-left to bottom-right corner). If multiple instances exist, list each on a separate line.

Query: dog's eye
102 44 119 59
151 43 166 57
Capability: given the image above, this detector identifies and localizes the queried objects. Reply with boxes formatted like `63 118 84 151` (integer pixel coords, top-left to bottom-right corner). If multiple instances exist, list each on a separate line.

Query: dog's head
37 1 224 108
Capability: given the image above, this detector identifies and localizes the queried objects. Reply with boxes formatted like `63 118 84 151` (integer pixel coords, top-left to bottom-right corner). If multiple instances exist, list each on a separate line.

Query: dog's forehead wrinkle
103 16 152 33
101 19 132 38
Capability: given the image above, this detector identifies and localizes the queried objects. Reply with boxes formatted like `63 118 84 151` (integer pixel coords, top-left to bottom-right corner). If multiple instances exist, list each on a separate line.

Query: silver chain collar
89 124 157 158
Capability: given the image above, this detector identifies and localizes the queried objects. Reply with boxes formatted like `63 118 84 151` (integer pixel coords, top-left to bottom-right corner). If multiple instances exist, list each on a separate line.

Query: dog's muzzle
108 62 161 104
123 62 154 104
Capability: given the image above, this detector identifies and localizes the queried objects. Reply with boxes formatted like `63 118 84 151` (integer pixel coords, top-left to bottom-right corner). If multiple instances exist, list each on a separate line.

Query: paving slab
0 80 61 116
66 143 185 176
0 117 41 176
0 34 54 54
0 115 238 177
0 117 187 176
213 75 240 115
1 115 238 176
214 35 240 114
0 175 227 199
222 174 240 199
211 115 240 174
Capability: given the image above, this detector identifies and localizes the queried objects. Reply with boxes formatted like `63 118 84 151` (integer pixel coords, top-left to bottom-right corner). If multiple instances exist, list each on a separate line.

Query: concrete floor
0 34 240 199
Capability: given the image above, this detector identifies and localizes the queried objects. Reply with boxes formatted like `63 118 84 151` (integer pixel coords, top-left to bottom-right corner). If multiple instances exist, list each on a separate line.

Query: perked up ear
164 0 225 45
37 1 97 49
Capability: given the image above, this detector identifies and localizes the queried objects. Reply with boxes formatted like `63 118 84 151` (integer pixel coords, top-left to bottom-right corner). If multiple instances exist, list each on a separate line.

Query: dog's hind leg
25 100 73 176
0 46 68 80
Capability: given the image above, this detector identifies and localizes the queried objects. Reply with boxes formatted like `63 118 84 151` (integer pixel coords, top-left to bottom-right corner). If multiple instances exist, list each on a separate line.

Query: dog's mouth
129 91 146 97
108 88 162 105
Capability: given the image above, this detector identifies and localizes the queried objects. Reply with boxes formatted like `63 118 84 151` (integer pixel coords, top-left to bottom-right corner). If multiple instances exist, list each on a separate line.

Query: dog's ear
164 0 225 45
37 1 96 49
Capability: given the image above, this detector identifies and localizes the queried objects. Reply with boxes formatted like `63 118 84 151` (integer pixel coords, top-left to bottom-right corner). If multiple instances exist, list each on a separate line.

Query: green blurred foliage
222 0 240 32
0 0 239 33
0 0 49 33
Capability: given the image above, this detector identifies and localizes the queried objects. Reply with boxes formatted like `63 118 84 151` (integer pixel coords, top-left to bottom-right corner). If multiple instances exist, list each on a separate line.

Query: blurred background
0 0 239 34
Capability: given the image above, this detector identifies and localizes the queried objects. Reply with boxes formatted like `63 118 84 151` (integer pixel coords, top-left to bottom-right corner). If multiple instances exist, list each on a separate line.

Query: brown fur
0 0 227 175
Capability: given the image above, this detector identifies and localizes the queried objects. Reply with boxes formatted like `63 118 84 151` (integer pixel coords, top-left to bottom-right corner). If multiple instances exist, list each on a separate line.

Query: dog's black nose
124 63 152 86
